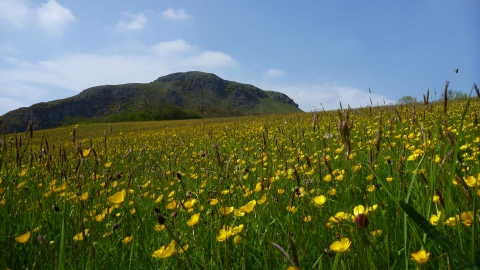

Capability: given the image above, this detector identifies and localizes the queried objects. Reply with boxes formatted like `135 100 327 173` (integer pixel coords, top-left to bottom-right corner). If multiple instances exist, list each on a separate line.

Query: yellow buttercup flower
183 199 197 209
187 213 200 226
234 209 245 217
233 235 244 245
219 206 234 215
429 211 442 226
239 200 256 213
330 238 351 253
410 250 430 265
257 194 267 204
122 235 133 244
216 226 234 242
312 195 326 206
461 211 473 226
15 231 31 244
152 240 176 259
107 189 126 204
83 148 91 157
73 229 89 241
444 215 459 227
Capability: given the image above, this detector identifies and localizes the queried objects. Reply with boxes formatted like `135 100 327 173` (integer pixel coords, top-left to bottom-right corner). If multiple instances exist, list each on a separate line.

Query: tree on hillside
397 96 417 104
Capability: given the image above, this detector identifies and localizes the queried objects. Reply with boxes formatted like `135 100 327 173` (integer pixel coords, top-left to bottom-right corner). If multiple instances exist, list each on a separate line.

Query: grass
1 95 479 269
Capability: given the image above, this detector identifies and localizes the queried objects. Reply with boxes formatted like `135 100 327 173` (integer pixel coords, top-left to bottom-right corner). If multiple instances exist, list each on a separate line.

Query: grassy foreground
1 96 480 269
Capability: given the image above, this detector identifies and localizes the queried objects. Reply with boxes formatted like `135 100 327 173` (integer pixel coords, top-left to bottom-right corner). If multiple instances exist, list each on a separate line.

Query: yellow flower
234 209 245 217
95 213 106 222
312 195 326 206
277 189 285 194
122 235 133 244
18 169 27 177
257 194 267 204
183 199 197 209
154 224 165 231
219 206 234 215
352 164 362 172
209 198 218 205
154 194 164 203
367 185 376 192
429 211 442 226
104 161 112 168
178 244 189 253
464 176 479 187
329 212 352 223
367 204 378 212
83 148 91 157
107 189 126 204
353 205 367 216
216 226 234 242
152 240 176 259
73 229 89 241
187 213 200 226
444 215 459 227
386 177 393 182
286 205 296 212
166 201 178 210
330 238 351 253
232 224 244 234
79 192 88 201
233 235 243 245
328 188 337 196
366 174 374 181
15 231 31 244
239 200 256 213
303 215 312 222
323 174 332 182
432 195 439 203
410 250 430 265
461 211 473 226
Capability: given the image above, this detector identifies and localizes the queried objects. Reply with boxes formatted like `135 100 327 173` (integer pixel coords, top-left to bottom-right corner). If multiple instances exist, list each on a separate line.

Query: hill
1 71 302 133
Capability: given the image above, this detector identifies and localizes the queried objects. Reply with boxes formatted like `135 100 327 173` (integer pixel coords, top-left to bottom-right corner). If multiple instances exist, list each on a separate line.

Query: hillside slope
1 71 301 132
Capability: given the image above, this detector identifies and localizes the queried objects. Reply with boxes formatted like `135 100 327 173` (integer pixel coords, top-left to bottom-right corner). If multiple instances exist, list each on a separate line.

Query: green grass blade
58 195 67 270
399 201 479 269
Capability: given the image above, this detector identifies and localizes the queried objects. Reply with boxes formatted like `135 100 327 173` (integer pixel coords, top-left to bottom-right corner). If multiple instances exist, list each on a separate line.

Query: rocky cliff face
1 71 301 133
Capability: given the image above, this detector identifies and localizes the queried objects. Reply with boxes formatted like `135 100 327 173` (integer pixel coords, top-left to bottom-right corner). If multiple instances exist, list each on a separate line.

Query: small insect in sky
454 69 459 73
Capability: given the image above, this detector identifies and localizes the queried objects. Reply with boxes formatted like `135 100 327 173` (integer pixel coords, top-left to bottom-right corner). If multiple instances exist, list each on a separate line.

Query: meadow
1 91 479 269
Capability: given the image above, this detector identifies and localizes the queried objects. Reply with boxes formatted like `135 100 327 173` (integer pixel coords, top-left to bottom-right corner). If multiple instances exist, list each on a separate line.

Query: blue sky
1 0 479 115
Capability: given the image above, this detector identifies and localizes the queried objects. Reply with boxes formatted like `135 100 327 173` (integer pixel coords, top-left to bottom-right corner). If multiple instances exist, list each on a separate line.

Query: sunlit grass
1 97 479 269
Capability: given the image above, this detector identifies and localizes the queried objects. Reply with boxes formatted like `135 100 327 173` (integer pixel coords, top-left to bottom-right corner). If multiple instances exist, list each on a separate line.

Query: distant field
1 98 479 269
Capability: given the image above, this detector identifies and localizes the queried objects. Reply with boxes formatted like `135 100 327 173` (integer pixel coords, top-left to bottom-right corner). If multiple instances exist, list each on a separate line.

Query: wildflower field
1 91 480 269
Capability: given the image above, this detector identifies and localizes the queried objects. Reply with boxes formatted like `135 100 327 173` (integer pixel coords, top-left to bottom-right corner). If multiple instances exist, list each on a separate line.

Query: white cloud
151 39 195 56
117 12 146 31
0 39 237 115
256 82 395 112
184 51 237 69
36 0 75 35
0 0 31 27
264 68 286 78
161 9 191 20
